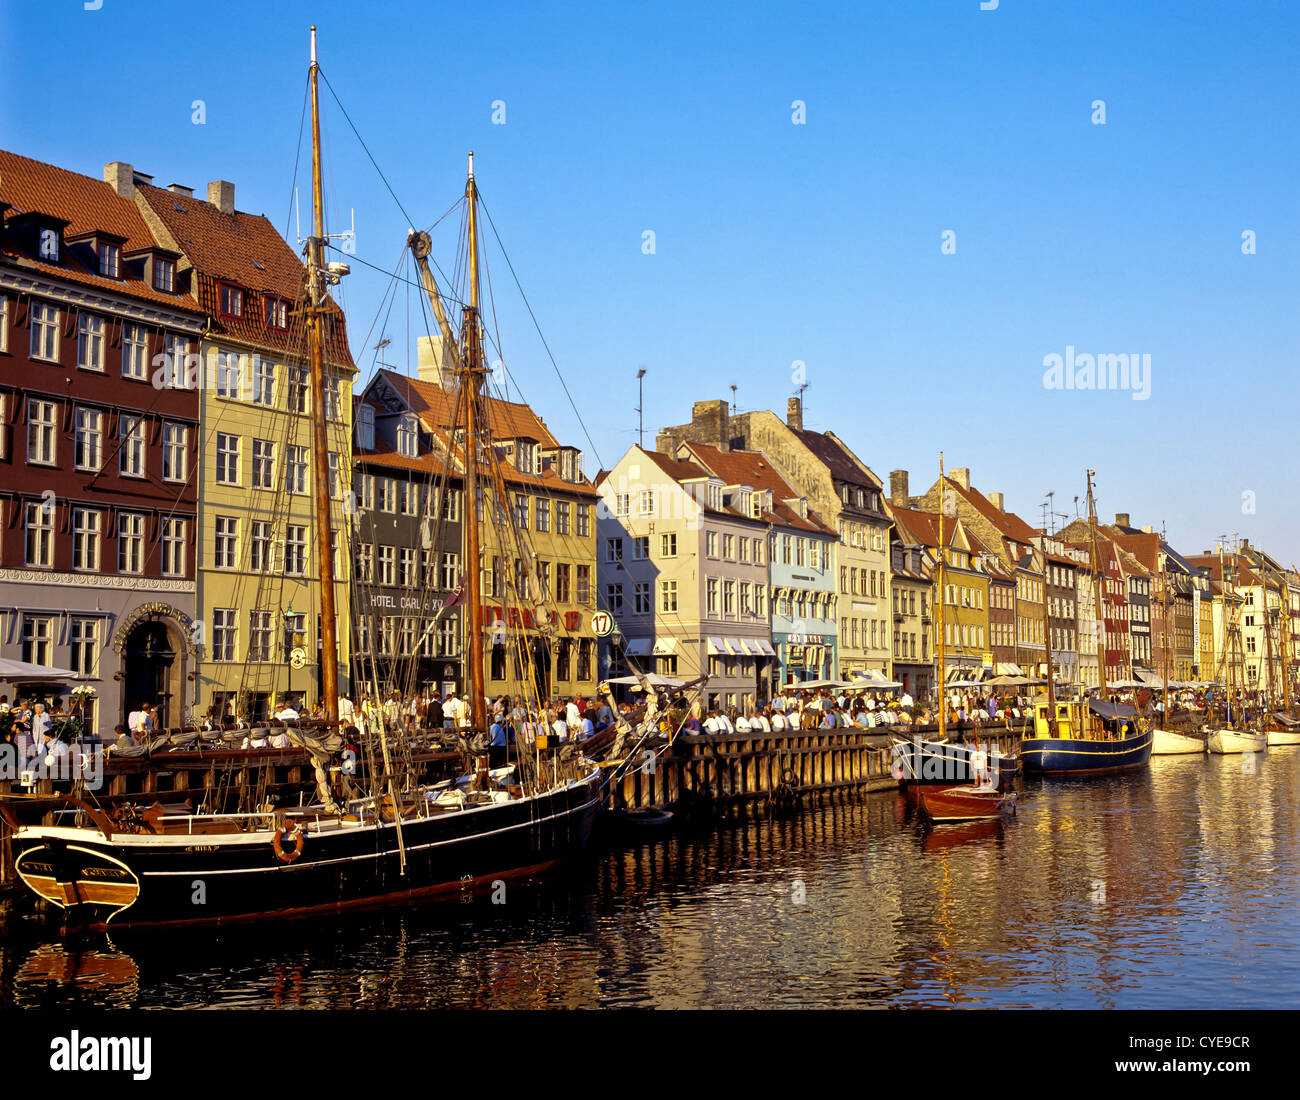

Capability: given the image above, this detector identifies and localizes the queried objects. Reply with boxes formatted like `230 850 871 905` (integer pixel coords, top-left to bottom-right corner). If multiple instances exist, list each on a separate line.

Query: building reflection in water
0 753 1296 1009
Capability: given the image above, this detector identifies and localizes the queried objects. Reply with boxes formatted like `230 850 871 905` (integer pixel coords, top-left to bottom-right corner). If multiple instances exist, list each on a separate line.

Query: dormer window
38 227 60 262
707 482 723 511
266 298 288 328
396 414 418 458
99 242 120 278
516 440 535 475
155 258 176 292
219 284 243 317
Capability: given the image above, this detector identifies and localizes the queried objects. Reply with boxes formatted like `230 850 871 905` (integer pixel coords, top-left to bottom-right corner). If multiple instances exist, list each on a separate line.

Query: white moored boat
1206 729 1268 755
1151 729 1205 755
1266 727 1300 747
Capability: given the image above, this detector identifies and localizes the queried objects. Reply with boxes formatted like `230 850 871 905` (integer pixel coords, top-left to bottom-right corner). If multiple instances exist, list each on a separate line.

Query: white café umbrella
0 658 80 683
602 673 685 691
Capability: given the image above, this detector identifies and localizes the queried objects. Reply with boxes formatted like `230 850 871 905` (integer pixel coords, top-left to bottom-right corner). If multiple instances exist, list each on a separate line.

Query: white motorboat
1151 728 1205 755
1206 729 1268 755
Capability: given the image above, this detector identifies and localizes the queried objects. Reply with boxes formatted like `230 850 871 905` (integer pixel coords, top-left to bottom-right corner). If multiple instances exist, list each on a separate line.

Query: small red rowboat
919 784 1016 823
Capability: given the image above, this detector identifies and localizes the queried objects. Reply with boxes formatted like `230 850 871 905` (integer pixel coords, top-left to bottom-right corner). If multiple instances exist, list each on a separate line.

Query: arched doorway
122 620 184 730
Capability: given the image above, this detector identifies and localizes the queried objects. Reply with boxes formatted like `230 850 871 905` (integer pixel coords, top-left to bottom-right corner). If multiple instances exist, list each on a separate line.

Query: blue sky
2 0 1297 559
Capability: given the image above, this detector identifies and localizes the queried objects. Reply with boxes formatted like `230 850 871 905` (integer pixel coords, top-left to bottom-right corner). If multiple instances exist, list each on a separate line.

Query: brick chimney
1115 512 1131 528
786 396 803 432
989 491 1005 511
889 470 909 506
690 400 730 451
950 467 970 490
207 180 235 216
104 162 135 199
168 183 194 198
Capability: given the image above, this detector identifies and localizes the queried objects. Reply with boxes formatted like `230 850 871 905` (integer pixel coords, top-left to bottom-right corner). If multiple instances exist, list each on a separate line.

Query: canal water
2 750 1297 1009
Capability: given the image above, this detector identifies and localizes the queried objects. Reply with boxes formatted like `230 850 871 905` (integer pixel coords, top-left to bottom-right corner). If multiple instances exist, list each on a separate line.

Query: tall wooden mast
1039 541 1057 734
1263 566 1278 707
306 26 339 722
936 453 946 739
460 153 488 732
1086 470 1107 699
1160 544 1171 713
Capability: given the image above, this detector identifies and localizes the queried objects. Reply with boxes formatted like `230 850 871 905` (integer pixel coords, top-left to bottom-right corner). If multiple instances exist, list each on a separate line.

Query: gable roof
377 368 560 449
135 181 353 367
793 428 878 488
0 148 203 314
678 442 836 535
943 477 1040 545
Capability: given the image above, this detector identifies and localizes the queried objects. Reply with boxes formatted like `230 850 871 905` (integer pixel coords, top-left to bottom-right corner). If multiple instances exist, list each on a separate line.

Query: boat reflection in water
1 752 1296 1010
10 942 140 1009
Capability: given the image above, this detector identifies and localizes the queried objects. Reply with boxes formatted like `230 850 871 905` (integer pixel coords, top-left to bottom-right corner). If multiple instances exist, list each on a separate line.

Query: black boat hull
12 772 601 931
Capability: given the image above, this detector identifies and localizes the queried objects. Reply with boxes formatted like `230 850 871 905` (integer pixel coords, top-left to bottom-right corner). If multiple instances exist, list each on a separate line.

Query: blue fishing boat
1021 698 1152 776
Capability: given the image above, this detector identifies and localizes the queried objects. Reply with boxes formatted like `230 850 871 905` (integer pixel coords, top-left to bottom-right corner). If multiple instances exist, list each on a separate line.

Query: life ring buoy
273 822 305 864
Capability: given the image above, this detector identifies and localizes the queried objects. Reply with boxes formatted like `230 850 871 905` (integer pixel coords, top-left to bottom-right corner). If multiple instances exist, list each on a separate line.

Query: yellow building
888 505 990 682
136 178 356 720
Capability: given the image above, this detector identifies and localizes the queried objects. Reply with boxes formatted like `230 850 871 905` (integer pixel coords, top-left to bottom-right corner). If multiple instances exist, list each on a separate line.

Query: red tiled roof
378 368 560 449
0 148 203 314
1186 554 1264 589
944 477 1040 544
135 182 354 368
681 442 836 535
640 449 712 483
1109 529 1161 571
888 504 946 550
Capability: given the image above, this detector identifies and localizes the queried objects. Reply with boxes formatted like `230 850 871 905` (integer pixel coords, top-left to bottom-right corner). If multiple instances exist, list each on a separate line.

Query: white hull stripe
135 794 602 877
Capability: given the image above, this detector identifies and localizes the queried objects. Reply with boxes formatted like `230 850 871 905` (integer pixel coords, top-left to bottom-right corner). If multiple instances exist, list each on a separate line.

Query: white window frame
119 414 146 478
122 323 149 380
162 422 188 482
77 313 106 372
118 512 145 574
27 399 57 465
252 439 275 490
162 517 187 577
214 516 239 570
72 507 100 571
74 407 103 471
215 432 240 485
285 525 308 576
30 301 59 361
25 500 55 568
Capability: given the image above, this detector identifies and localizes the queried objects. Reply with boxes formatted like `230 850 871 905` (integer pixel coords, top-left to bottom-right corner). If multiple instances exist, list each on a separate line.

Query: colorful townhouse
0 150 205 736
127 165 357 720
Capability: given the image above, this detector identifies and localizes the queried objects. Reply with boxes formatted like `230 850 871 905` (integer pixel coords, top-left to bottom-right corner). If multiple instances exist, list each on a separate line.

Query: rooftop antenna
730 384 737 416
374 336 391 370
636 367 647 448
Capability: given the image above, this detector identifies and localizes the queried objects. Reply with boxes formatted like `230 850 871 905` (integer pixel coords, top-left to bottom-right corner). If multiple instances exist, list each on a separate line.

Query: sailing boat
1020 471 1152 776
1206 545 1267 755
1261 565 1300 747
1151 541 1205 755
905 454 1017 822
1 28 607 932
